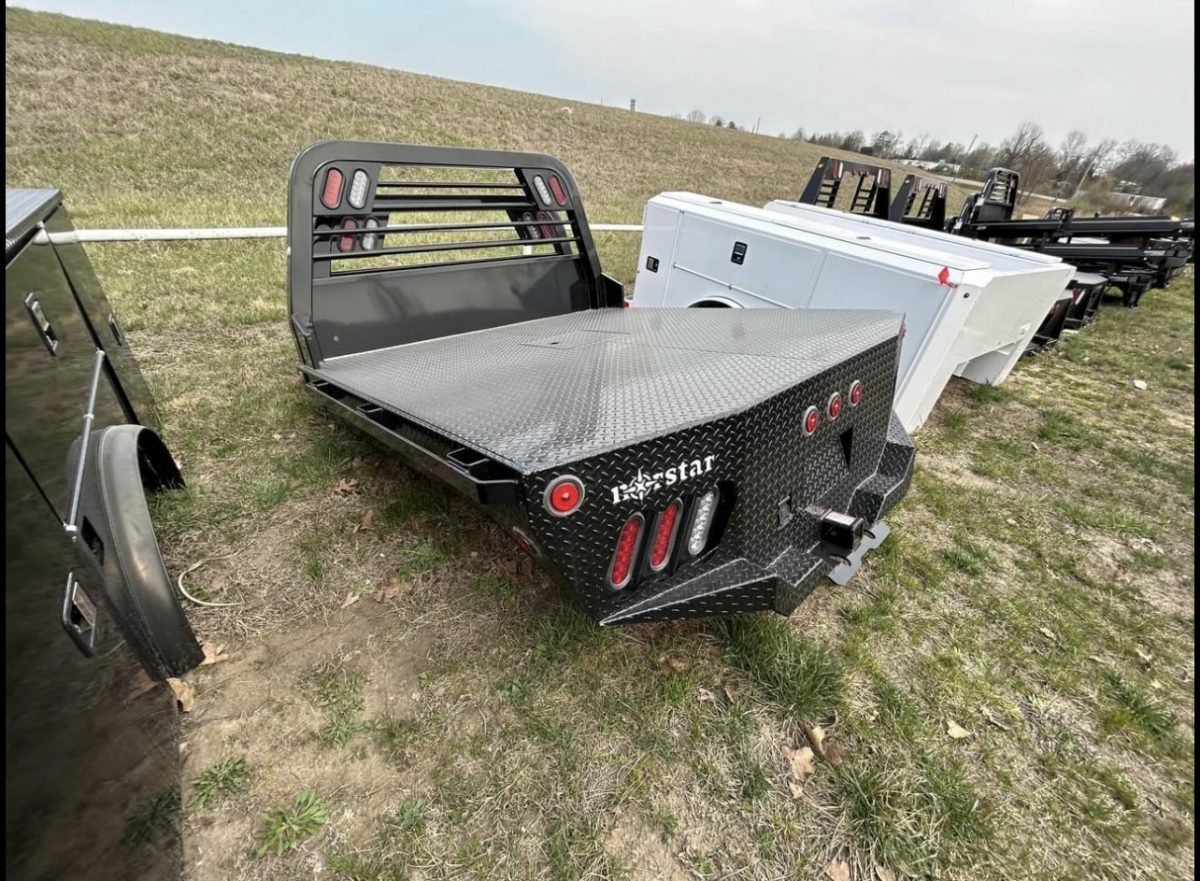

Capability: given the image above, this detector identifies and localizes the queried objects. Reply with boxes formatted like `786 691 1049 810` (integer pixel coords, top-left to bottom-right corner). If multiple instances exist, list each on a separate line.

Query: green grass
5 9 1195 881
311 664 367 749
189 755 253 810
253 789 330 858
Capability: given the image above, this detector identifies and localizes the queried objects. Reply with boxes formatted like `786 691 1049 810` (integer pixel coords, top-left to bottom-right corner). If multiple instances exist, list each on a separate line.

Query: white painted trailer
763 198 1077 382
631 193 1075 432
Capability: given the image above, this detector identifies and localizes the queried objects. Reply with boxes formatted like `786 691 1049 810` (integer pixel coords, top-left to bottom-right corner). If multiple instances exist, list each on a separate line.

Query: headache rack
889 173 949 230
798 157 893 219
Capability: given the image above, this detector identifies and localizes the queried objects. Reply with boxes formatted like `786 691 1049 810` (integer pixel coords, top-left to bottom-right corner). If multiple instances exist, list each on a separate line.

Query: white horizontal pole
37 223 644 245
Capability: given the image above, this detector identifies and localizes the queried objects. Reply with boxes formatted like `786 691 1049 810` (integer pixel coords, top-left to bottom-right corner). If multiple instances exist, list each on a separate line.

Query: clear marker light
533 175 553 206
347 169 371 209
687 488 719 556
362 217 380 251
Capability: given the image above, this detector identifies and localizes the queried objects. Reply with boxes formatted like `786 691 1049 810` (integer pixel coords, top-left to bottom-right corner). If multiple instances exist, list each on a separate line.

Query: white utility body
632 193 1075 432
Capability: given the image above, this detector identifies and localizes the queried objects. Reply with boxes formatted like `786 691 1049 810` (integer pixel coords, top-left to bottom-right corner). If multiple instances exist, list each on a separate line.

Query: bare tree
997 122 1056 205
711 115 724 127
870 130 900 159
790 126 807 141
686 109 706 124
839 130 865 153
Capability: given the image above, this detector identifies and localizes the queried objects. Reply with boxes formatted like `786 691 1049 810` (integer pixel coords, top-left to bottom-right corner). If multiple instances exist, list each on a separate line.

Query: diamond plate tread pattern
513 334 913 623
310 308 902 474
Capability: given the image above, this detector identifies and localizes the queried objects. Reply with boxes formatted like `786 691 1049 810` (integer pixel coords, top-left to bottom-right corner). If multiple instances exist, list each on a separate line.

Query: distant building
899 158 961 174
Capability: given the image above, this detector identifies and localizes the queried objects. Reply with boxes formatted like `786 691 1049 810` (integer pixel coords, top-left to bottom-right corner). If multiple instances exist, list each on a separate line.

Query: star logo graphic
623 469 659 502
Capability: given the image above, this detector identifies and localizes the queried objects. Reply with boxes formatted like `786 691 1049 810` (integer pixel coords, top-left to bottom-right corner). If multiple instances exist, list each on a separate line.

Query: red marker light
548 175 568 206
609 515 644 588
649 501 682 571
828 392 844 420
321 168 344 209
803 406 820 436
544 475 585 516
849 380 864 407
339 218 357 252
536 211 555 240
937 266 951 286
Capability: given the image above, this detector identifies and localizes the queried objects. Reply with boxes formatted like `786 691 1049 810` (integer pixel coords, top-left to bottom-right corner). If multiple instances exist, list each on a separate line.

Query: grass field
6 9 1196 881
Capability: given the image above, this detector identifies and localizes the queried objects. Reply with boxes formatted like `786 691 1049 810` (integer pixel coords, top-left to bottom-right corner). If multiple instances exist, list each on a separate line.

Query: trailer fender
687 297 742 308
67 425 203 680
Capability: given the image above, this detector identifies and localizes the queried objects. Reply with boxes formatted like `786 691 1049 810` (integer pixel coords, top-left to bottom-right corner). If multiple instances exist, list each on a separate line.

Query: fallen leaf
803 722 828 757
719 680 738 705
167 678 195 713
657 655 694 674
980 705 1011 732
332 477 360 496
825 858 852 881
341 591 360 609
199 642 229 666
874 865 898 881
1136 647 1154 664
179 742 192 763
353 509 376 533
947 720 973 740
1006 518 1018 526
824 742 850 767
374 577 405 602
1039 627 1057 641
140 301 150 311
783 745 817 797
1031 442 1041 452
1133 379 1149 391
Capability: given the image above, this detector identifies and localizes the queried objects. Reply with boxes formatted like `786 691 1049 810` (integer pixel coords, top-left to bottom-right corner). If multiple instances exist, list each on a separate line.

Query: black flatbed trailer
1064 272 1107 329
290 142 915 625
1025 290 1073 356
948 168 1194 302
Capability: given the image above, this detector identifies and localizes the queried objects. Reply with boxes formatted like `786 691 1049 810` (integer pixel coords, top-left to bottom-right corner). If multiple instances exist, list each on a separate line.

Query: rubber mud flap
68 425 203 679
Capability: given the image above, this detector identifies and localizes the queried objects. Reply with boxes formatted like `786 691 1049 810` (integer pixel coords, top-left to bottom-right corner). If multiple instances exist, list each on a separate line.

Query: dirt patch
605 814 690 881
182 616 433 881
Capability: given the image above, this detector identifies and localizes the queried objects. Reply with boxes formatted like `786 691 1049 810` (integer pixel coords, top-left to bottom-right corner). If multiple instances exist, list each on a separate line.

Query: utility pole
1071 163 1093 202
630 99 636 112
949 134 977 186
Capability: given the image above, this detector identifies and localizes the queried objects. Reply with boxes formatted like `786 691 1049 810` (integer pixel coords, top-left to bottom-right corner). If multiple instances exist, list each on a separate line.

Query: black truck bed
307 308 901 474
287 140 914 624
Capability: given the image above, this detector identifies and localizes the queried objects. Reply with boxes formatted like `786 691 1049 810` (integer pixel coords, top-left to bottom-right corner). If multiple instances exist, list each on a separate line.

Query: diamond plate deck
309 308 902 474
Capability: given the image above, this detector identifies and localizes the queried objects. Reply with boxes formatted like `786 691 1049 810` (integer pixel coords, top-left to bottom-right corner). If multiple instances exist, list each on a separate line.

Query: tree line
684 111 1193 214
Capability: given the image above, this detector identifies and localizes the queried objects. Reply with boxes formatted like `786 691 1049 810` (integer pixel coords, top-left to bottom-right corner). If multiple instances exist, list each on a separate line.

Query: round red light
828 392 844 420
544 476 585 516
849 381 864 407
511 527 539 557
803 406 820 436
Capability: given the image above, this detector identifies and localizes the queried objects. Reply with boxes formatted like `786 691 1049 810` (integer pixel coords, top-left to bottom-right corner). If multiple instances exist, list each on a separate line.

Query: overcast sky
13 0 1196 159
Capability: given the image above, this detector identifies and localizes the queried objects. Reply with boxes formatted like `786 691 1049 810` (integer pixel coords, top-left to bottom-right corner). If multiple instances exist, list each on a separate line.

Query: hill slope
5 6 969 281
